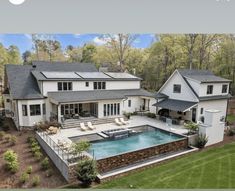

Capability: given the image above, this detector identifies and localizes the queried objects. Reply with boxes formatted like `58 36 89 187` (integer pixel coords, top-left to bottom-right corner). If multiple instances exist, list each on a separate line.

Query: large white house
3 61 156 129
154 69 231 125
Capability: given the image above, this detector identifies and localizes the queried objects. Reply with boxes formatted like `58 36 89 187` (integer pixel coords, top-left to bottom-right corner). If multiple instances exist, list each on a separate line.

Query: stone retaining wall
97 138 188 173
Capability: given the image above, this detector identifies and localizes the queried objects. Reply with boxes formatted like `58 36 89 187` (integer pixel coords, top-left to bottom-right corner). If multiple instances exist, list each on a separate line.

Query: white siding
42 80 140 96
17 99 46 127
197 99 228 121
186 78 200 96
199 83 230 97
160 72 198 102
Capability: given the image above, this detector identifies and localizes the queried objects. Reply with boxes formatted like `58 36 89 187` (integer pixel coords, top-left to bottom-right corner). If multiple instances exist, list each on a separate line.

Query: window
222 84 228 93
58 82 72 91
22 105 27 116
128 100 131 107
103 103 120 116
30 105 41 116
94 82 106 90
6 99 10 103
43 103 46 115
173 84 181 93
200 108 203 115
207 85 213 94
85 82 89 87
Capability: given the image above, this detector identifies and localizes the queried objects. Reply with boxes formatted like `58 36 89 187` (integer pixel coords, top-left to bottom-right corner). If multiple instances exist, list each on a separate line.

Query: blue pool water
88 127 184 160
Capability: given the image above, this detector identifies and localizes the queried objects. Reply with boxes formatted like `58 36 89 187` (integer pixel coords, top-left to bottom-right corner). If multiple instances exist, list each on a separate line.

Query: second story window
173 84 181 93
207 85 213 95
222 84 228 93
85 82 89 87
94 82 106 90
58 82 73 91
22 105 28 116
30 105 41 116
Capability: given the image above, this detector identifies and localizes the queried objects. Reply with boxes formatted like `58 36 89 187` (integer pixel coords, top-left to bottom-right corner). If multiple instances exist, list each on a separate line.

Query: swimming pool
88 126 185 160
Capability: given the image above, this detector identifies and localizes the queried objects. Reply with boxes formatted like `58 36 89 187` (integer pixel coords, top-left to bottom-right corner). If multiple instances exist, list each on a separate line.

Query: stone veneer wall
97 138 188 173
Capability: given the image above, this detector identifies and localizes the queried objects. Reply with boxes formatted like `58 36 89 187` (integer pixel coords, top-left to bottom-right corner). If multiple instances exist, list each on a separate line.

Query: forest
0 34 235 94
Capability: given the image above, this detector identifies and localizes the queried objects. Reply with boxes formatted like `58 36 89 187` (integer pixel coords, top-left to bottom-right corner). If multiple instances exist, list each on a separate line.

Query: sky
0 34 157 54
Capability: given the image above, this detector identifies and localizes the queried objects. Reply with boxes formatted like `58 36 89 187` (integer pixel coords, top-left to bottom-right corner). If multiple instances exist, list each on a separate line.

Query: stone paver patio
50 116 188 144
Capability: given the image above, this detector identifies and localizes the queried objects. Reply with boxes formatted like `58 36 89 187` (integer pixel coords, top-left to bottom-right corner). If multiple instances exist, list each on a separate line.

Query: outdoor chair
119 117 128 125
80 123 88 131
115 118 122 126
87 122 95 130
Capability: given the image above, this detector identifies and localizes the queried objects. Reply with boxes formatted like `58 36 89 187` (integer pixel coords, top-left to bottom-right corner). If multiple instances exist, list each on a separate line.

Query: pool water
88 127 184 159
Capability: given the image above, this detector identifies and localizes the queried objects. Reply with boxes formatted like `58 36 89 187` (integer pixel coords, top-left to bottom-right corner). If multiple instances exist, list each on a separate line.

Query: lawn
98 142 235 189
227 114 235 124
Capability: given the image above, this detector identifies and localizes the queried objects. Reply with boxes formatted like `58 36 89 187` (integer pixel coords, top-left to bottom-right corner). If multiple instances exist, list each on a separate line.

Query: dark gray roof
153 99 198 112
178 69 231 83
6 62 98 99
155 92 168 99
5 65 44 99
199 94 232 101
48 89 154 103
32 61 98 72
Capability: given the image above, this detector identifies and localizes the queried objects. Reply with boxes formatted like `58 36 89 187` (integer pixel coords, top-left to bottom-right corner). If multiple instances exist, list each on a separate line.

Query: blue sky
0 34 157 54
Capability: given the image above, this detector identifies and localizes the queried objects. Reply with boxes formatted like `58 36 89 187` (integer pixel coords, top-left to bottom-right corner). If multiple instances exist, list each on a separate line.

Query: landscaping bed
0 118 67 188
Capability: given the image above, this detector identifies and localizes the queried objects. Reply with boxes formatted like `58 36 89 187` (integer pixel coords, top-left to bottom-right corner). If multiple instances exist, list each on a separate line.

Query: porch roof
48 89 154 104
153 99 198 112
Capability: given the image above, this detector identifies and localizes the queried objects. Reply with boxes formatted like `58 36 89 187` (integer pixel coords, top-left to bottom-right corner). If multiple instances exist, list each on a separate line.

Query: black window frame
22 105 28 116
173 84 181 93
58 82 73 91
30 104 41 116
200 108 203 115
43 103 46 115
207 85 213 95
85 82 89 87
58 82 62 91
94 81 106 90
128 100 131 107
222 84 228 93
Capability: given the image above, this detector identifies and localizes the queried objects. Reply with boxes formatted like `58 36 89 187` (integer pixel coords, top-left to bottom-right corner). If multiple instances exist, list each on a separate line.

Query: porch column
57 104 61 123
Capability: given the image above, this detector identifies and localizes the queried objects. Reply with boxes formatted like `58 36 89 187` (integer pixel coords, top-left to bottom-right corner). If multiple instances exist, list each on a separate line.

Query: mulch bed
0 118 67 188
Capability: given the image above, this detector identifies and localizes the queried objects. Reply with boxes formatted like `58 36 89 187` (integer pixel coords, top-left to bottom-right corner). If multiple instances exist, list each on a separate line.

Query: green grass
98 142 235 188
227 114 235 124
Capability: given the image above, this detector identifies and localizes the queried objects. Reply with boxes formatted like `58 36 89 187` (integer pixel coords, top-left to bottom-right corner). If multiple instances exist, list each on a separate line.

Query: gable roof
5 62 99 100
178 69 231 83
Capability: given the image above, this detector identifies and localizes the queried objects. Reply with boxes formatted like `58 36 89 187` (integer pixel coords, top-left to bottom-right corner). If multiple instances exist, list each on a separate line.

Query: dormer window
58 82 73 91
222 84 228 93
173 84 181 93
207 85 213 95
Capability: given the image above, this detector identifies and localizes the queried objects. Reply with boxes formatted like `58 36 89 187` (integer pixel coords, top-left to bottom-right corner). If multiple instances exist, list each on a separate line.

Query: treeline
0 34 235 93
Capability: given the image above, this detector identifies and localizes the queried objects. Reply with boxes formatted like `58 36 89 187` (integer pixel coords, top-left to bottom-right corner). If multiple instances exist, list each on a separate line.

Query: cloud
23 34 32 40
93 36 108 45
73 34 82 38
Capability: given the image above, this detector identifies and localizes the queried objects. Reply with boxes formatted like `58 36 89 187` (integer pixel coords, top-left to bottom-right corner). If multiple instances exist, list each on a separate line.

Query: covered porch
153 99 198 125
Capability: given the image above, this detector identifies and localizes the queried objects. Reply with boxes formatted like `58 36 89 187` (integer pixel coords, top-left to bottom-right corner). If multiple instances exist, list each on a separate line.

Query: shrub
3 150 19 173
26 166 33 174
10 135 17 146
20 172 29 184
76 159 97 185
41 157 50 170
184 122 199 134
32 175 40 187
4 134 12 143
46 168 53 177
197 134 208 148
226 127 235 136
34 151 43 161
0 131 6 141
31 146 41 154
27 136 36 144
70 141 91 158
146 112 156 118
31 141 39 148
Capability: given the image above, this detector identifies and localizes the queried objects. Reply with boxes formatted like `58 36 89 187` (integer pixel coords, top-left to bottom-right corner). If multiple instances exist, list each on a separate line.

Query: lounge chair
87 122 95 130
115 118 122 126
80 123 88 131
120 117 128 125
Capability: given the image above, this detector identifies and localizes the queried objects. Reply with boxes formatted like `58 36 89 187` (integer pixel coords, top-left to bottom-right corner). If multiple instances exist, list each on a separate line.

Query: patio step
62 118 115 129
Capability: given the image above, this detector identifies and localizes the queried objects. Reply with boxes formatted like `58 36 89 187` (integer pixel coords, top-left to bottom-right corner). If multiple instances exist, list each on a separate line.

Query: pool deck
50 116 188 144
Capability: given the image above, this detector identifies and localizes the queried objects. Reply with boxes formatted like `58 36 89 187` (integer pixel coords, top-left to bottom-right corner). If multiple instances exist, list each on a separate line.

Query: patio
49 115 189 144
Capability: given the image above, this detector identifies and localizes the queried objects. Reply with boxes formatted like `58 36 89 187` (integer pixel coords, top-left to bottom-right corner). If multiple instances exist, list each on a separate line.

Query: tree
76 159 97 186
7 45 21 64
22 50 32 64
101 34 138 71
70 140 91 159
81 44 96 63
65 46 82 62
